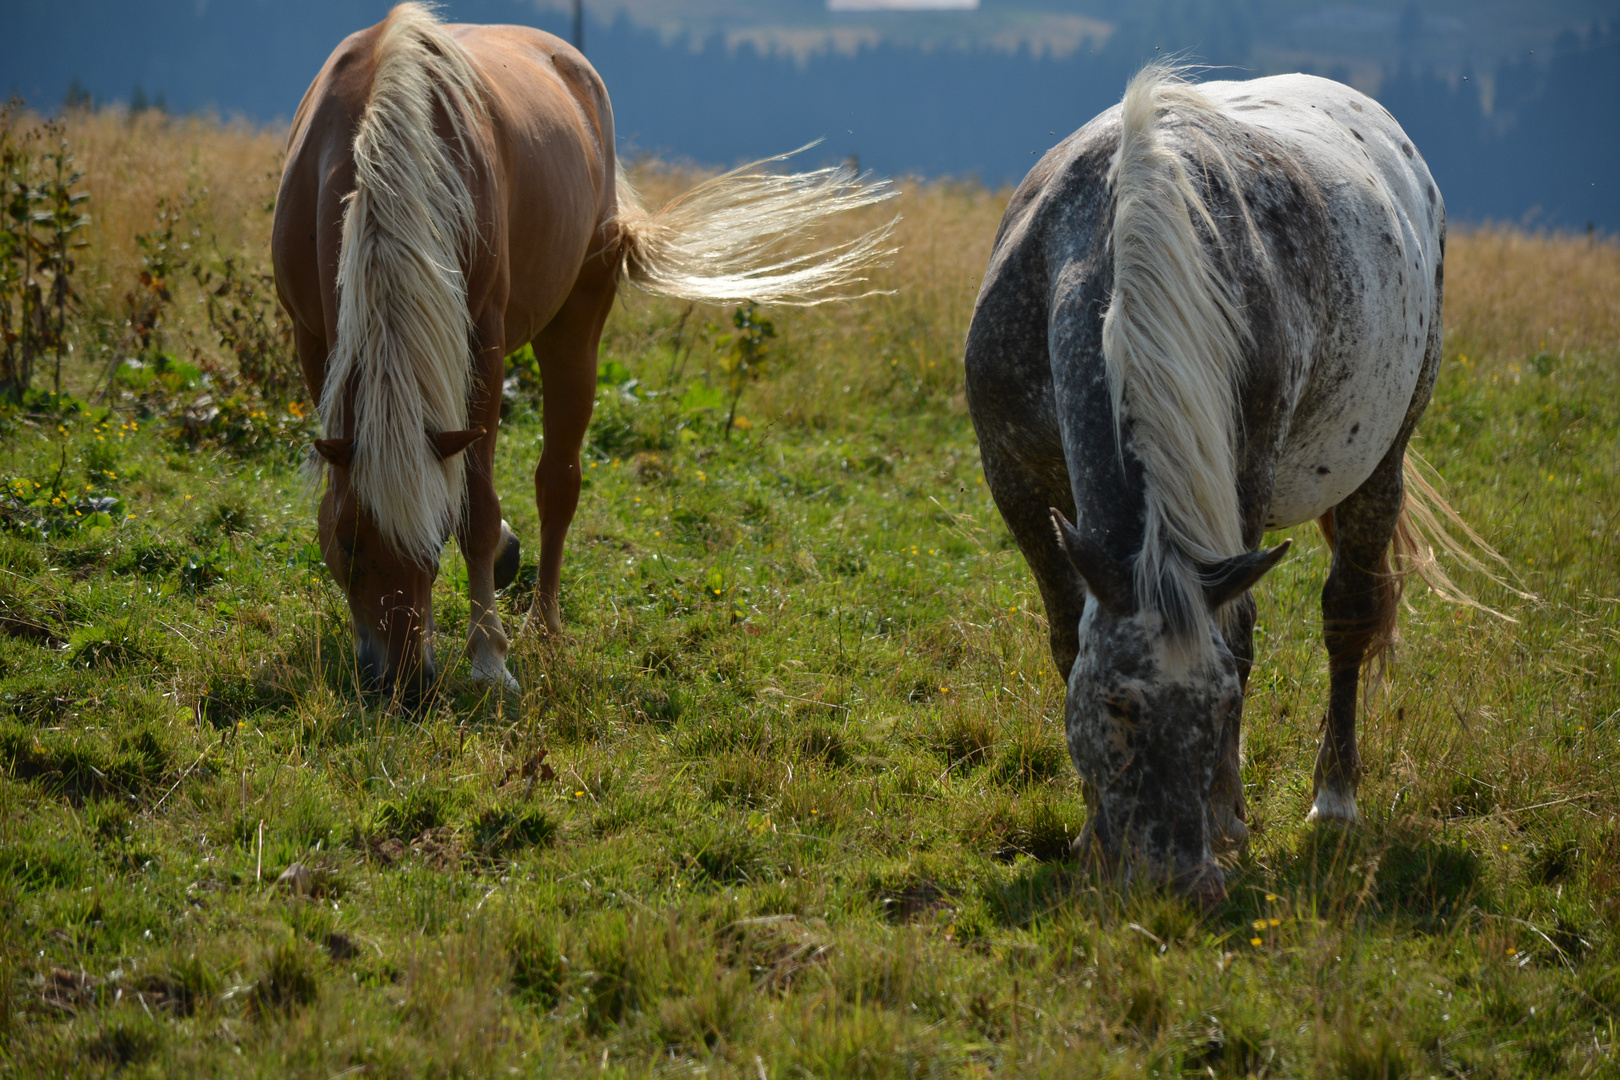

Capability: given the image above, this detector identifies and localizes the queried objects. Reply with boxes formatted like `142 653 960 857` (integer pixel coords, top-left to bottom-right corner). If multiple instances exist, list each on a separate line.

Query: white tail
1101 62 1252 641
321 3 486 568
1393 451 1528 613
614 146 898 306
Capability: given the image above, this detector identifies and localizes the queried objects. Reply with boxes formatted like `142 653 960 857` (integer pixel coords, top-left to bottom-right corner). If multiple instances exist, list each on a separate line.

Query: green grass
0 293 1616 1076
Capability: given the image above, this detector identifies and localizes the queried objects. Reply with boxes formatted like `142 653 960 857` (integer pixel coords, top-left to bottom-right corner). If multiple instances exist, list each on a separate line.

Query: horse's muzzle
354 626 436 708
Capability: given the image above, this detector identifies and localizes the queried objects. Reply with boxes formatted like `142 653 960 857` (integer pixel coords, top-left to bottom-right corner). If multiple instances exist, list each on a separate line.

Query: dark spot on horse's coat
1427 183 1436 204
1351 129 1365 142
1234 105 1265 111
1401 141 1414 158
1350 422 1360 435
1349 100 1364 112
1317 466 1331 475
1262 100 1283 106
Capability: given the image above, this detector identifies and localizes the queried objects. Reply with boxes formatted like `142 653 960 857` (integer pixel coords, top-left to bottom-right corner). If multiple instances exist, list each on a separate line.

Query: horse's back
1199 74 1440 253
967 71 1445 543
272 16 618 352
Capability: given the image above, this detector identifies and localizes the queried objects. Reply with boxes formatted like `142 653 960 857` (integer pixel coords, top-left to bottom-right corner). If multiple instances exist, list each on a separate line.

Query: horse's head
313 428 484 705
1052 510 1288 905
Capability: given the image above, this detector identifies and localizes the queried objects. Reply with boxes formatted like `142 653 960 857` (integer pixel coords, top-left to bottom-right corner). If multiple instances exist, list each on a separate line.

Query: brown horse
273 3 893 700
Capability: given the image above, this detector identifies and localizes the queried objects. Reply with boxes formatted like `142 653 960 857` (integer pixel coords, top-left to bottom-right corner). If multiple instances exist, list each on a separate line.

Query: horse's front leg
1210 591 1257 851
1310 444 1406 823
459 319 519 694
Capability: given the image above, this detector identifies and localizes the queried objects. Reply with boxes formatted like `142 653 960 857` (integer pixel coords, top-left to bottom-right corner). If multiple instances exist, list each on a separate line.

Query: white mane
1102 63 1254 644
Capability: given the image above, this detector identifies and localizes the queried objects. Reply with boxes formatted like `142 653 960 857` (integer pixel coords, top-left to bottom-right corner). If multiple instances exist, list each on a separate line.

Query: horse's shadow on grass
977 818 1490 938
1224 819 1491 932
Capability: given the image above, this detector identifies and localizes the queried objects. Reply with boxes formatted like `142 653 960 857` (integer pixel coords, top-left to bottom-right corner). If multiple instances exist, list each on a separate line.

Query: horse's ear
314 438 353 468
1202 540 1292 609
430 427 486 461
1050 508 1133 614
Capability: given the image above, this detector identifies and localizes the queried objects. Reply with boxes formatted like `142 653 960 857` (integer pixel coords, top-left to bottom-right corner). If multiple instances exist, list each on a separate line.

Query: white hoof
470 658 520 695
1306 784 1360 824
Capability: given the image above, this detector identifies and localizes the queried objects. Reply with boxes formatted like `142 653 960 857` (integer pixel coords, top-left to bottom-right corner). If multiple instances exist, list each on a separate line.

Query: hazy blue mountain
7 1 1617 229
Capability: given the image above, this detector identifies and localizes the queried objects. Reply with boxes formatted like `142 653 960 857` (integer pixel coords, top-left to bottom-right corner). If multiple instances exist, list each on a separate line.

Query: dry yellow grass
51 111 1618 405
1443 227 1620 367
62 110 283 302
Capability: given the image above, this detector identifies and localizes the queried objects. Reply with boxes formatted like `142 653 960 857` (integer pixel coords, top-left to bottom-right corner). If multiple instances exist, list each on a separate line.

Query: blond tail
322 3 487 569
613 145 898 306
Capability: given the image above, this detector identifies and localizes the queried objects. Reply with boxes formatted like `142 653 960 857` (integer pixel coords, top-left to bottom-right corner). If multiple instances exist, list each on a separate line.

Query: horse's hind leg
529 274 616 635
1309 440 1406 823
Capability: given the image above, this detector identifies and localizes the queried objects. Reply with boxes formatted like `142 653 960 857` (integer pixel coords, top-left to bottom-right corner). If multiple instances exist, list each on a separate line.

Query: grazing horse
965 65 1480 901
273 4 892 701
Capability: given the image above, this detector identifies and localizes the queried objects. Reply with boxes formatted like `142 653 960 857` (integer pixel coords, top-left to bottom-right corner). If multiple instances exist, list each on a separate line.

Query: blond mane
321 2 487 567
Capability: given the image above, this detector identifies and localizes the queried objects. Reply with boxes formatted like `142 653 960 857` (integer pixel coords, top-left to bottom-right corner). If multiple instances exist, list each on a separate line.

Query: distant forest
10 1 1617 229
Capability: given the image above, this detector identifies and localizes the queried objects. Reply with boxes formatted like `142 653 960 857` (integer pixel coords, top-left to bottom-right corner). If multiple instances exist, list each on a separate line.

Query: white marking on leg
467 605 518 693
1307 781 1360 823
469 649 519 694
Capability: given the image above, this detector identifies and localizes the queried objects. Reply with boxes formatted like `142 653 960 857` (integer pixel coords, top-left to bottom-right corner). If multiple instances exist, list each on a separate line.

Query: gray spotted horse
964 64 1482 902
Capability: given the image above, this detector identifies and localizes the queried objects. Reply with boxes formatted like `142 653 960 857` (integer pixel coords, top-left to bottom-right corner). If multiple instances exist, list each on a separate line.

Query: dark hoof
493 521 522 591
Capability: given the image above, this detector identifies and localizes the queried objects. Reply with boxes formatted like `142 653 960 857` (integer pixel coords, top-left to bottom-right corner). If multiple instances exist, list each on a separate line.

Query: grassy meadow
0 109 1617 1078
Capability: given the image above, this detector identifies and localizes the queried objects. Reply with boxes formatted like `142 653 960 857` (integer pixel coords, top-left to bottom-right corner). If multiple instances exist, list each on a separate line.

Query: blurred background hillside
6 0 1617 229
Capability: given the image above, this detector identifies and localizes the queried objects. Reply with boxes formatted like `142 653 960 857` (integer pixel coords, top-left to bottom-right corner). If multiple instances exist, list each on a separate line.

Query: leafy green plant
0 106 89 404
191 253 300 403
503 342 542 419
716 302 775 438
164 391 314 456
121 195 188 366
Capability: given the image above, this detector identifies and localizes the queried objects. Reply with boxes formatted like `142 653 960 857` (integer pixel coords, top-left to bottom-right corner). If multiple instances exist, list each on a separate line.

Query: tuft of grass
247 939 320 1017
